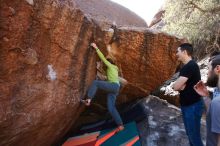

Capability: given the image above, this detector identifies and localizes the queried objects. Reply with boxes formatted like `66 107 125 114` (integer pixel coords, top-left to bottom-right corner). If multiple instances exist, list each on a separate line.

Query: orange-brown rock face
108 27 181 102
0 0 181 145
0 0 96 145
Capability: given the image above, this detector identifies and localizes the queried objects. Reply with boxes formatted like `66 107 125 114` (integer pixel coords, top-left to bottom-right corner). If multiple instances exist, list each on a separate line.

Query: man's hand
194 80 210 97
91 43 98 50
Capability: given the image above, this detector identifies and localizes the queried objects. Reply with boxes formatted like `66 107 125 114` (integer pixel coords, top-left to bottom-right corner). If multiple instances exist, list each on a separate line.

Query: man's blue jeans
181 100 204 146
87 80 123 126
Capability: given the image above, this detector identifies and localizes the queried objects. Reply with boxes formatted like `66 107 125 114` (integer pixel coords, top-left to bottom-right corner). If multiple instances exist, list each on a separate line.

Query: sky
110 0 165 25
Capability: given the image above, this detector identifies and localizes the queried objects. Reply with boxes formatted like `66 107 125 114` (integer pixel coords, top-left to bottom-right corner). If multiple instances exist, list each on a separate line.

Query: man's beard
206 72 218 87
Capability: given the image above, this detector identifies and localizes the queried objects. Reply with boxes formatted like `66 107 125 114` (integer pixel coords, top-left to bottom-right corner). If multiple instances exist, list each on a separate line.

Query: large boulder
137 95 206 146
74 0 148 28
0 0 182 145
109 27 180 102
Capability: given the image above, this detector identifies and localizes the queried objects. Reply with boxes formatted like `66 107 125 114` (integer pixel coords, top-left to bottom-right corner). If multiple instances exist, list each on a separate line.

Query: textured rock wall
108 27 180 101
0 0 182 145
0 0 95 145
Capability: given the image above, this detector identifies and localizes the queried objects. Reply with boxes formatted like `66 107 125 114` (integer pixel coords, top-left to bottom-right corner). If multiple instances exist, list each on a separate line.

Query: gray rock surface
137 95 206 146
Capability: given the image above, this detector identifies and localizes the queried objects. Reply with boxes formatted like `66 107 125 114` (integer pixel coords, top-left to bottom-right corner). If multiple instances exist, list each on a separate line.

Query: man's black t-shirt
179 60 201 106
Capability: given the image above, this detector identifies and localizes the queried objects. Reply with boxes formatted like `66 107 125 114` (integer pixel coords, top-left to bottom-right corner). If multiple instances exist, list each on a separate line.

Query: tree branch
187 1 220 14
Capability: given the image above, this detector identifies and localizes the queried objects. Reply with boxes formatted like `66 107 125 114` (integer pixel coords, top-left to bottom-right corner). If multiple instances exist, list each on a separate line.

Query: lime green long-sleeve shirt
96 48 119 84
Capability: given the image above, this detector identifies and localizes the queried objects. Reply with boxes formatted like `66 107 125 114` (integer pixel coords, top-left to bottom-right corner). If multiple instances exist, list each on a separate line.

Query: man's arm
211 99 220 146
194 80 210 97
194 80 211 110
173 76 188 91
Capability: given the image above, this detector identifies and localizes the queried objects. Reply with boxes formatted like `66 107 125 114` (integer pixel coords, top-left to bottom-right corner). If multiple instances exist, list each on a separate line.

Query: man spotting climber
82 43 124 132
